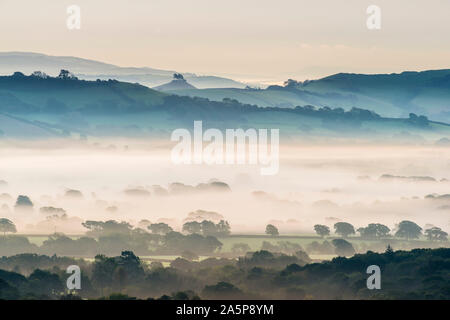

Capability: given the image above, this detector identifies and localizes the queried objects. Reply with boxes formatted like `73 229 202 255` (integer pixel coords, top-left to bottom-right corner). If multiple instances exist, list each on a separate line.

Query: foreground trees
1 246 450 300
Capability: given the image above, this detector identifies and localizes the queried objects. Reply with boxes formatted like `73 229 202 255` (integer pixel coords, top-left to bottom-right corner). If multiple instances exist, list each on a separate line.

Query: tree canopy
334 222 355 238
265 224 279 236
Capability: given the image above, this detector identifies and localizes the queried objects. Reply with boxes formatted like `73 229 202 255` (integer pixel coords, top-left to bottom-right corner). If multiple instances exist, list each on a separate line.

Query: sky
0 0 449 83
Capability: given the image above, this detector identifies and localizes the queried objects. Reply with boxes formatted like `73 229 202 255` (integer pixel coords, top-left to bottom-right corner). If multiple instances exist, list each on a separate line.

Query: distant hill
168 69 450 122
0 52 246 89
153 73 197 91
0 72 449 140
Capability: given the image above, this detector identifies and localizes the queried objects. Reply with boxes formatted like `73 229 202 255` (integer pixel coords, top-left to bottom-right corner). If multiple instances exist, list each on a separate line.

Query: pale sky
0 0 449 82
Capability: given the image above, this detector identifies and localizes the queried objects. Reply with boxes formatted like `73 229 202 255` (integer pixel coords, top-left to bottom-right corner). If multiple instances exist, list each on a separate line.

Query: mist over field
1 139 448 235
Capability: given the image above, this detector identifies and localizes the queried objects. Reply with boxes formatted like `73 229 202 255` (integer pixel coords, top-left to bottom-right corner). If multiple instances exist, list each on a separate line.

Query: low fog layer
0 139 449 235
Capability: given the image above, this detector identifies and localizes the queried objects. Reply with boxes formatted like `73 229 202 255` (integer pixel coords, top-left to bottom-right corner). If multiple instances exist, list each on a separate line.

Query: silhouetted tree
14 195 33 212
173 73 184 80
148 223 173 235
182 221 202 234
331 239 355 256
334 222 355 238
0 218 16 236
314 224 330 238
265 224 279 236
357 223 390 239
395 221 422 240
424 227 448 241
58 69 78 80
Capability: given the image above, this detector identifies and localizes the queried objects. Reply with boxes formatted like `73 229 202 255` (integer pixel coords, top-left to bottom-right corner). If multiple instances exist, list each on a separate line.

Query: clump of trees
312 220 446 242
82 220 133 237
314 224 330 237
333 222 355 238
148 223 173 235
14 195 33 212
0 219 224 257
357 223 391 239
58 69 78 80
182 220 230 237
395 221 422 240
39 207 67 216
424 227 448 241
265 224 279 236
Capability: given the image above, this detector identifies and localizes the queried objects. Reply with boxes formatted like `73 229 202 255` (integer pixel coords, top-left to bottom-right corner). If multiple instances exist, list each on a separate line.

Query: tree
385 244 394 257
182 221 202 234
333 222 355 238
148 223 173 235
314 224 330 238
424 227 448 241
92 254 117 296
215 220 231 236
28 269 64 297
265 224 279 236
173 73 185 80
395 220 422 240
200 220 217 236
331 239 355 257
357 223 390 239
82 220 132 236
185 220 231 237
31 71 48 79
58 69 78 80
0 218 16 236
14 195 33 211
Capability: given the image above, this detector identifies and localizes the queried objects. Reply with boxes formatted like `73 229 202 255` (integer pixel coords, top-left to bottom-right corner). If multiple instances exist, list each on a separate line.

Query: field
20 233 442 264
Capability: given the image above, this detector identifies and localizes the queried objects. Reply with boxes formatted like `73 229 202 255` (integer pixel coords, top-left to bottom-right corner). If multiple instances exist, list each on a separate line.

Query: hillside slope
0 52 246 89
0 73 449 141
169 69 450 121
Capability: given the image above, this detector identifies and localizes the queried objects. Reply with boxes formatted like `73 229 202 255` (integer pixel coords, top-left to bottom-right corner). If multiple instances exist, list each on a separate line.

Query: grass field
19 233 439 264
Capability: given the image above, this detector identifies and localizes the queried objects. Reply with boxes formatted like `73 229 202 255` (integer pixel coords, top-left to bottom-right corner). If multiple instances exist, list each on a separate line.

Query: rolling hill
153 74 197 91
0 52 246 89
0 73 450 141
168 69 450 121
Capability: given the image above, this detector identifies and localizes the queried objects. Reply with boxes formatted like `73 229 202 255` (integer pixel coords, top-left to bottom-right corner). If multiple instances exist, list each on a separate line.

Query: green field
19 233 441 264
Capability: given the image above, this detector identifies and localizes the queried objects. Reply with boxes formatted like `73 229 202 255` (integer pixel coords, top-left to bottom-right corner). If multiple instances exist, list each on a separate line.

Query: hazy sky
0 0 449 82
